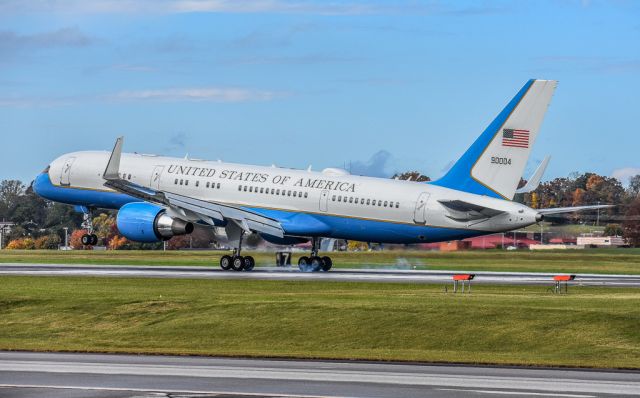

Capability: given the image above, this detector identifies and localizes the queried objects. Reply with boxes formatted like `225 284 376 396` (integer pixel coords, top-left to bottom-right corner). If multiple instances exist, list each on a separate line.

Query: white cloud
612 167 640 185
0 0 379 15
0 87 286 107
109 87 284 102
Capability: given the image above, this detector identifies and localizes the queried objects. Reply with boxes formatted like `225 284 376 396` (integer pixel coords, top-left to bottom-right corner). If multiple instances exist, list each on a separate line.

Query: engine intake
117 202 194 243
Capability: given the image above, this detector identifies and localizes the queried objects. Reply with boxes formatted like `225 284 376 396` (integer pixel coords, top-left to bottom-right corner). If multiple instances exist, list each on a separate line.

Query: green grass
1 249 640 275
0 276 639 368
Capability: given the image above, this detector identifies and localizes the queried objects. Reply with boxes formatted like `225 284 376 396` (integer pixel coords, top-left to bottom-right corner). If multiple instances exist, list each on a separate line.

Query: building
0 222 15 249
576 236 626 247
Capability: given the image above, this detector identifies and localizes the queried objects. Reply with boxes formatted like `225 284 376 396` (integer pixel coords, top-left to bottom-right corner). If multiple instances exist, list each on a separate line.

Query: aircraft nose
32 166 51 198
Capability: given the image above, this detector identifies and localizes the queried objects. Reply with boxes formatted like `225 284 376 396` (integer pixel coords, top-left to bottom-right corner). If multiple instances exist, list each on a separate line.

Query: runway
1 263 640 287
0 351 638 398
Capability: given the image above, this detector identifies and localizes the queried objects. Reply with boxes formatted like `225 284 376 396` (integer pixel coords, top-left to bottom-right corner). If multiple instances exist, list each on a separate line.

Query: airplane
33 79 611 272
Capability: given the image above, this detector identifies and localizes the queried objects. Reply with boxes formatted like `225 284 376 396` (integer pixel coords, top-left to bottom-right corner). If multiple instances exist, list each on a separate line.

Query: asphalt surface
1 263 640 287
0 351 638 398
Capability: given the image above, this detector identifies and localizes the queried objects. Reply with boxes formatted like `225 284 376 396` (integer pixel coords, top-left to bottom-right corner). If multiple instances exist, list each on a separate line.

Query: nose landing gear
80 207 98 246
298 238 332 272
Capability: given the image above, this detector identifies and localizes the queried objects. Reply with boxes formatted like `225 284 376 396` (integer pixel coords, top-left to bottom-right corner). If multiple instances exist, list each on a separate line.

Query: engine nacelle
117 202 194 243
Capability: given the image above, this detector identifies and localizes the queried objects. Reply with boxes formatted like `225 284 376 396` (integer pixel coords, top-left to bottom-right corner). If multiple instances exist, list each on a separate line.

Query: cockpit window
42 165 50 173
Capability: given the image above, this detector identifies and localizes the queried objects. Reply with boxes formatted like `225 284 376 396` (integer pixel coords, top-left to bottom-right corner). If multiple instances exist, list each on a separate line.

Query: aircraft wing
438 199 505 221
102 137 284 238
537 204 614 215
515 156 551 194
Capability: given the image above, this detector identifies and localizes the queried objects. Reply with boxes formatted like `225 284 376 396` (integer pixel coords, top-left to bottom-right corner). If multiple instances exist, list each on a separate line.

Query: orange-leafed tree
69 229 92 250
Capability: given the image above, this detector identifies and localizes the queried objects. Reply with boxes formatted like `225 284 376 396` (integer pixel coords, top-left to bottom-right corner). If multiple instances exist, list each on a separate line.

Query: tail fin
432 79 557 200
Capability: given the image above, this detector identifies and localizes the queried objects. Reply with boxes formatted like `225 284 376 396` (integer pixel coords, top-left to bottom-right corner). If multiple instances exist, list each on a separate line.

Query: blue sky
1 0 639 185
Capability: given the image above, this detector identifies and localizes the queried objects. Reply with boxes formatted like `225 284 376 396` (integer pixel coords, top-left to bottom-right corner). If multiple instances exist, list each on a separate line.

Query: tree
603 224 623 237
623 198 640 247
392 171 431 182
629 175 640 197
34 234 61 249
0 180 25 215
69 229 92 250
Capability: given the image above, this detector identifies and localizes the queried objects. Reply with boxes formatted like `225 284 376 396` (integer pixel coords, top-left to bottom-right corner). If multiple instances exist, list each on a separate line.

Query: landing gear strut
219 229 255 272
80 207 98 246
298 237 332 272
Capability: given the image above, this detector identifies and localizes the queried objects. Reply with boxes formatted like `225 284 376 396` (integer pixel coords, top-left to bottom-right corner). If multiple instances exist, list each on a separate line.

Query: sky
1 0 639 185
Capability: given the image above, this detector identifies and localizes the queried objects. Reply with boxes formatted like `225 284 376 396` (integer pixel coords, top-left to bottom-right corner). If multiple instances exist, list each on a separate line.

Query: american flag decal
502 128 530 148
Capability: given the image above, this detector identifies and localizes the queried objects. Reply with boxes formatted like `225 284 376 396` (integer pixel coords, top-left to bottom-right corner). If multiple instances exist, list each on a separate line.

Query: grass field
1 249 640 274
0 276 639 369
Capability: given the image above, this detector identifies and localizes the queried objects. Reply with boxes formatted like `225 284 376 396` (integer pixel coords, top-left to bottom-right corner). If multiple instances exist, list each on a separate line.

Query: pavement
0 351 638 398
1 263 640 287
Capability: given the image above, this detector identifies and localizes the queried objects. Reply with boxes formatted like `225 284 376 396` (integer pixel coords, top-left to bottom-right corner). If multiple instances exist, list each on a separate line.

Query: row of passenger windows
173 179 221 189
332 195 399 208
238 185 309 199
120 173 132 180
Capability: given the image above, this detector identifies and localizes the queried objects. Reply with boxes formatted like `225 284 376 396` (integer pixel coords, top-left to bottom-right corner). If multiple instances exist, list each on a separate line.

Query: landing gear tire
298 256 311 272
81 234 98 246
243 256 255 272
310 256 324 272
232 256 245 271
321 256 333 271
220 255 232 271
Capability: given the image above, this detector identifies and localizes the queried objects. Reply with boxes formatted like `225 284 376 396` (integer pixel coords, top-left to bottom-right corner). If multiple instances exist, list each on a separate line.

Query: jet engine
116 202 194 243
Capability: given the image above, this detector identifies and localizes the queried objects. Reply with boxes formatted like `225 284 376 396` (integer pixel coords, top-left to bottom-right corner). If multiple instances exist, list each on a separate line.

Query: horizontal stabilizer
438 199 505 221
538 204 614 215
515 156 550 194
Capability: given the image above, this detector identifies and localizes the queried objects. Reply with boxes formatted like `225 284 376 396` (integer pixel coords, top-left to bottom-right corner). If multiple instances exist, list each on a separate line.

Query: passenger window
276 189 280 195
217 183 221 189
378 201 382 206
396 202 399 208
372 200 376 205
384 201 388 207
361 198 365 204
238 185 242 191
179 179 183 185
128 174 132 180
174 179 178 185
206 182 210 188
249 186 253 192
349 197 353 203
287 190 291 196
243 186 248 192
260 187 264 193
195 181 200 187
304 192 308 198
271 188 275 194
332 195 336 201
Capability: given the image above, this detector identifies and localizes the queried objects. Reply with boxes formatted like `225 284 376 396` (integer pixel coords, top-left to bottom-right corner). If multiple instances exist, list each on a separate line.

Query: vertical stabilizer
432 79 557 200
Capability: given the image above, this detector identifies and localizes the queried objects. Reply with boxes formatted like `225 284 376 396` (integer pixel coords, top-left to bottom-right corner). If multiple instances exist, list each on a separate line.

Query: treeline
1 171 639 249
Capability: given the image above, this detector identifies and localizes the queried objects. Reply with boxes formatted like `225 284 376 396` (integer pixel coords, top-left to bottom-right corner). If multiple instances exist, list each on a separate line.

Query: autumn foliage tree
623 198 640 247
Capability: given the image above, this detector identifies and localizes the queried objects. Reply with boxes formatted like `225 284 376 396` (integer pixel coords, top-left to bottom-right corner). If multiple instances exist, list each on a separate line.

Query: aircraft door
319 190 329 212
60 157 76 186
150 165 164 190
413 192 431 224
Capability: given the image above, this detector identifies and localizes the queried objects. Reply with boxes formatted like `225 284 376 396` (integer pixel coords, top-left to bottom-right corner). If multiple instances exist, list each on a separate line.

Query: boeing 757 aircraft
33 79 610 272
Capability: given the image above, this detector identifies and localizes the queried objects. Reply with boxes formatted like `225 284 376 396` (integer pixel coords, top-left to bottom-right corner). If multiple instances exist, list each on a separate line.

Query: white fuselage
40 150 539 244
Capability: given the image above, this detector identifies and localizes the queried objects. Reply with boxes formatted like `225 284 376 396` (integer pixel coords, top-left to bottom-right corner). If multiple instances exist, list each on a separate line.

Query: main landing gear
298 237 332 272
80 208 98 246
219 230 255 272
